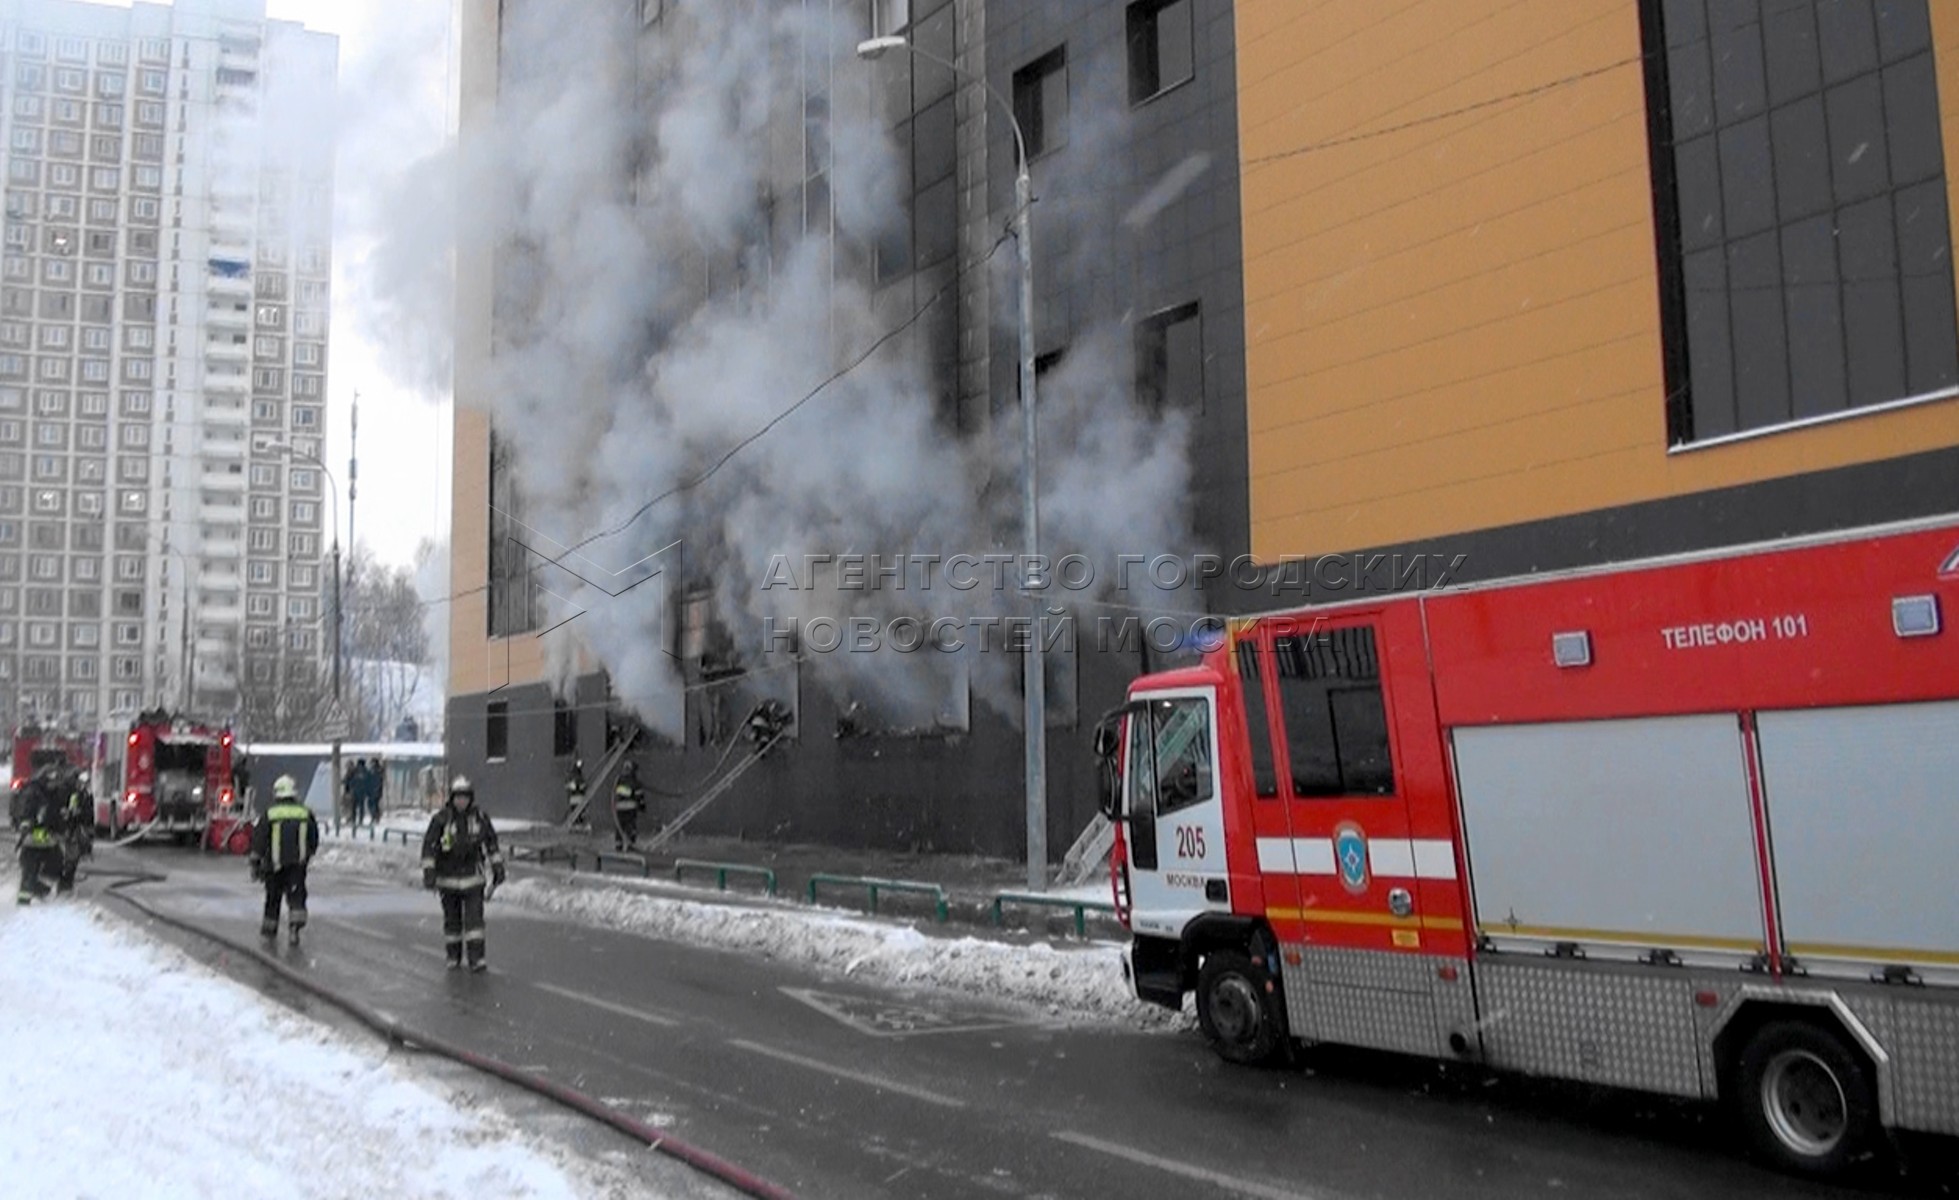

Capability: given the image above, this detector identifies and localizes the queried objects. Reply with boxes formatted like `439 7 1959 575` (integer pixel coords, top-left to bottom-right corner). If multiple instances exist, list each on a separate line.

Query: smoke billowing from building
383 0 1196 737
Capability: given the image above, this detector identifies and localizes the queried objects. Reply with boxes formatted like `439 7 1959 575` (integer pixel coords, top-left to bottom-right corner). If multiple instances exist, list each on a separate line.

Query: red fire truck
1098 515 1959 1180
111 709 249 853
7 723 93 828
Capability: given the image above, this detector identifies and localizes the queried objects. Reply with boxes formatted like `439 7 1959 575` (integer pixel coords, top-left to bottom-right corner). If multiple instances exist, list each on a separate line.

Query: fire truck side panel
1420 526 1959 726
1239 606 1477 1061
1755 700 1959 980
1472 959 1710 1098
1450 715 1768 966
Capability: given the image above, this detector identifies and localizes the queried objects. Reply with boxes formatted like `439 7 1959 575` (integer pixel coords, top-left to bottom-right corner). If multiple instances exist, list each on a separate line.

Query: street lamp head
856 35 907 60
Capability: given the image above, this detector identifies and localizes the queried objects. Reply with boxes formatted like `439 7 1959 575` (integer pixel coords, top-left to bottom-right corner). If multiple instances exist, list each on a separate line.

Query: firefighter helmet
449 775 474 801
273 775 298 800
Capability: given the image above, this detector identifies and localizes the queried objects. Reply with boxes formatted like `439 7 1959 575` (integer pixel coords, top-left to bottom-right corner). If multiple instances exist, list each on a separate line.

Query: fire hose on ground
86 863 799 1200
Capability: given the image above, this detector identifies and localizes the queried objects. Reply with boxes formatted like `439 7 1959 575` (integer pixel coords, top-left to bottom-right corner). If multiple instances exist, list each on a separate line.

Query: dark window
1012 47 1068 159
486 430 540 637
1272 625 1395 797
1644 0 1959 442
1127 0 1194 105
486 700 509 762
1234 641 1278 798
1135 302 1203 412
1014 630 1078 730
553 699 576 757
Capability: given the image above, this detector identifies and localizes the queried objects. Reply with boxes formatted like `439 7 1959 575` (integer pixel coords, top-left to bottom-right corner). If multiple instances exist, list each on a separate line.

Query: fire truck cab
1099 516 1959 1180
114 709 246 852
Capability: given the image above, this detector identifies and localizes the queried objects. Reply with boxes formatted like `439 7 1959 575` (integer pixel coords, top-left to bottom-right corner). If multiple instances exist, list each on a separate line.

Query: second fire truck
1098 515 1959 1180
110 709 248 853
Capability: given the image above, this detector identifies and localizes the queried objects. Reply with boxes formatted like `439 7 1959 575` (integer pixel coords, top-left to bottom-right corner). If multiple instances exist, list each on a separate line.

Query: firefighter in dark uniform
55 767 93 895
564 758 589 831
250 775 319 944
421 776 505 971
613 760 645 851
14 766 65 905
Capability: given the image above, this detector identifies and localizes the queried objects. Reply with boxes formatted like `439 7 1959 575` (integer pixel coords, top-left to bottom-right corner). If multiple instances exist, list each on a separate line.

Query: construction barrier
674 859 777 897
991 891 1117 939
806 873 948 923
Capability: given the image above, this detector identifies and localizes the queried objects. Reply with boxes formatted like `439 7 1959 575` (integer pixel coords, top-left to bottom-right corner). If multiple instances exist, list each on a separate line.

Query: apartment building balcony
206 303 249 329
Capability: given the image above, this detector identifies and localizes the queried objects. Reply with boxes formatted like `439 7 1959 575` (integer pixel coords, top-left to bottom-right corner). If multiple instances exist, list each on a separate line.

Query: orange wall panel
1238 0 1959 563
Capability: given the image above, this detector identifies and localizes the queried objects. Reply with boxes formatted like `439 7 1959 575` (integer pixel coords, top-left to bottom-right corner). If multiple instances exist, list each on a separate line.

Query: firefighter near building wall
612 760 644 851
14 765 65 905
421 776 505 972
250 775 318 945
564 758 590 831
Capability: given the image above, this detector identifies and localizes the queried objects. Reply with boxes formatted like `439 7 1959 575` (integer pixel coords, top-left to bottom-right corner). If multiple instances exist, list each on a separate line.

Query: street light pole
270 441 344 826
858 35 1047 889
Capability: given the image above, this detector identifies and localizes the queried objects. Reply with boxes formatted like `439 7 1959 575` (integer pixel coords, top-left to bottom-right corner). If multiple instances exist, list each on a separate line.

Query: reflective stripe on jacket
421 806 502 888
252 803 319 871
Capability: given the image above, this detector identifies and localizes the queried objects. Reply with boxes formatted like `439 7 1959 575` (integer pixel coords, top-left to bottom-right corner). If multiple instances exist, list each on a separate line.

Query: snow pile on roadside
0 904 693 1200
315 833 424 879
501 878 1190 1031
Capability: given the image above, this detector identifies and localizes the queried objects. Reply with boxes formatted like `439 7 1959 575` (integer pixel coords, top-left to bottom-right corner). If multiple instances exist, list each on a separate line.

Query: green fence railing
806 874 949 922
674 859 778 896
991 891 1117 938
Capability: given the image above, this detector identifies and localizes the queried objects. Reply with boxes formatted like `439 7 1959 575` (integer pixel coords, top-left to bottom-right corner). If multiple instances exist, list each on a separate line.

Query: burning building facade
444 0 1248 857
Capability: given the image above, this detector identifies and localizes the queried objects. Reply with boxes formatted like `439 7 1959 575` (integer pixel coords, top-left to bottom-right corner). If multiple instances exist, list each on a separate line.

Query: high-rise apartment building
0 0 337 730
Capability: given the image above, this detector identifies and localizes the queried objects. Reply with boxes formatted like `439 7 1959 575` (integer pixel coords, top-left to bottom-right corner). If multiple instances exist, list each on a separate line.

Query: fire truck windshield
154 743 208 774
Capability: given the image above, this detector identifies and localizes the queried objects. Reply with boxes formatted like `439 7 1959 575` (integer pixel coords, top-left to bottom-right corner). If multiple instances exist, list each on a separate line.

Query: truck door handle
1387 887 1414 918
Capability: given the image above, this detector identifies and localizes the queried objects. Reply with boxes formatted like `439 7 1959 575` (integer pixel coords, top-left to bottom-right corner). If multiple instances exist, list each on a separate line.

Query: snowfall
0 893 708 1200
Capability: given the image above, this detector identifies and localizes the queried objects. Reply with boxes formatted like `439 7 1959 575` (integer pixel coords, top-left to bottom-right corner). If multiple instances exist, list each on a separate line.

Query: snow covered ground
0 897 720 1200
313 835 1191 1032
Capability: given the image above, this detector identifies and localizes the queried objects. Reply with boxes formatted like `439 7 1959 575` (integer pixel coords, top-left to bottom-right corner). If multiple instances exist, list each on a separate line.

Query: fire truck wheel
1734 1020 1879 1179
1196 949 1284 1066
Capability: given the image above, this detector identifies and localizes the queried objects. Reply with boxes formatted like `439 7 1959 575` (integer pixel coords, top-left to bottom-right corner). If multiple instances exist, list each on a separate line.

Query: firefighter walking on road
55 768 93 896
421 776 505 971
14 766 64 905
251 775 319 944
613 760 645 852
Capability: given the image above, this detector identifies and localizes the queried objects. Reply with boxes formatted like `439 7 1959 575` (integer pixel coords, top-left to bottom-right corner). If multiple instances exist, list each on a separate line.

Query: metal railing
806 873 949 923
674 859 777 896
991 891 1117 939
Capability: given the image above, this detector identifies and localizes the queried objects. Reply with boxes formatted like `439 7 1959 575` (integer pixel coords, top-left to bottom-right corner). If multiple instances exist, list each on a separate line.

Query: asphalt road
97 851 1945 1200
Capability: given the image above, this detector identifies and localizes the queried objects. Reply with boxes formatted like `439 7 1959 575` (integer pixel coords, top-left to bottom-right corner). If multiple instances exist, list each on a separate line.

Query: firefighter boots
259 919 278 940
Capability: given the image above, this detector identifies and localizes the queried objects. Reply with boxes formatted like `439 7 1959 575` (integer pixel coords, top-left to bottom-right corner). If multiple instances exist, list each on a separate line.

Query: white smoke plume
377 0 1198 738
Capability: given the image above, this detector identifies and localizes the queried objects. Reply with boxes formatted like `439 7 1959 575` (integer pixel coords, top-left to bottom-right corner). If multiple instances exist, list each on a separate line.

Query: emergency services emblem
1334 822 1369 895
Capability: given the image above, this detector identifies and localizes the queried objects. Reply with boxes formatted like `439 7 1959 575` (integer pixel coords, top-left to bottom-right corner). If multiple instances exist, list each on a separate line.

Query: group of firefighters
563 757 647 851
12 764 93 905
14 754 653 974
244 772 507 971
